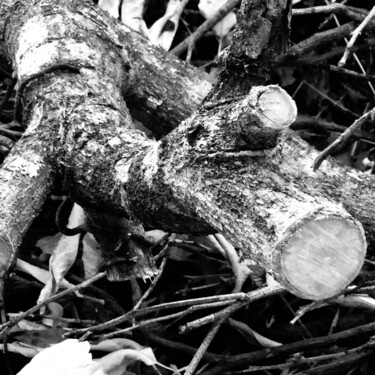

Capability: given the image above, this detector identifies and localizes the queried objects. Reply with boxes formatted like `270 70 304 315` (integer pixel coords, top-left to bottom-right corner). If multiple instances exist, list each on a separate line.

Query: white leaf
67 202 87 229
149 0 189 51
36 233 64 255
17 339 107 375
121 0 149 37
82 233 102 279
198 0 237 50
98 0 120 18
37 204 85 304
198 0 228 19
96 347 157 375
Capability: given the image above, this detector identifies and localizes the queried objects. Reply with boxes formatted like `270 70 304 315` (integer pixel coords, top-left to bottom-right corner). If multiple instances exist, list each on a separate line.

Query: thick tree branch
0 0 373 302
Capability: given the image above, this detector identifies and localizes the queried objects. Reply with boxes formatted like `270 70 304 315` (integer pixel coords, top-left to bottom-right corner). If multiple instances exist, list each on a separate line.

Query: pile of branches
1 1 375 374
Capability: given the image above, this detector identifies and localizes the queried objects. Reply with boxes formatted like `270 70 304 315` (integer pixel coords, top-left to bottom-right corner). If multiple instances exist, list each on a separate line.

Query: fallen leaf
82 233 102 279
17 339 106 375
37 204 84 304
149 0 189 51
98 0 120 18
198 0 237 52
96 347 157 375
121 0 149 36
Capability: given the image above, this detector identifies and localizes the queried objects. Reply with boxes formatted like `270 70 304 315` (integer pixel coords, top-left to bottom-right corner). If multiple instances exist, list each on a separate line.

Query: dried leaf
149 0 189 51
36 233 65 255
96 347 157 375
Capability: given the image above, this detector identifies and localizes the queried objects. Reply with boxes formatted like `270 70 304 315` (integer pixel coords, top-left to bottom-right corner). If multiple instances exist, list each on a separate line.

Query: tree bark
0 0 373 300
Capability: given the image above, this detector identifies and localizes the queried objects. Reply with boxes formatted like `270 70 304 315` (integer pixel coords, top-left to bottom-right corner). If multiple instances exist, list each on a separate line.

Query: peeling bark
0 0 373 301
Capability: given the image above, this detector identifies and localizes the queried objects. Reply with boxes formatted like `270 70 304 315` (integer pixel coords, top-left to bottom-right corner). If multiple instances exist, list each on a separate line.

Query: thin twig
299 350 372 374
180 285 285 334
199 322 375 375
180 300 247 334
171 0 240 57
282 23 355 61
302 80 358 117
325 0 375 96
68 285 285 336
313 108 375 170
328 307 340 335
222 338 375 373
133 257 167 311
66 291 249 336
97 300 234 340
184 308 231 375
279 295 312 338
339 5 375 67
142 331 226 362
290 284 368 325
0 271 106 339
292 4 370 24
290 299 331 325
316 64 375 84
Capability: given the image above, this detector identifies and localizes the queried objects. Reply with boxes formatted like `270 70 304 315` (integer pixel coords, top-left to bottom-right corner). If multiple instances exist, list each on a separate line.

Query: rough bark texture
122 103 366 299
0 0 373 300
0 0 211 136
0 137 52 304
209 0 292 101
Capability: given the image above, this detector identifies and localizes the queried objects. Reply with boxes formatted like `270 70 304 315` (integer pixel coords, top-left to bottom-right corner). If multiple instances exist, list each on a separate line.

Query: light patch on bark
18 41 93 79
345 169 362 181
4 153 44 178
115 159 131 184
16 16 49 65
23 104 44 135
142 141 161 187
108 136 122 147
146 96 163 109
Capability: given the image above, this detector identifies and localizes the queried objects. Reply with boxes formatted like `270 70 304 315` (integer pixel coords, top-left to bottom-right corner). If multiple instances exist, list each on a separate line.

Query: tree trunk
0 0 372 300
